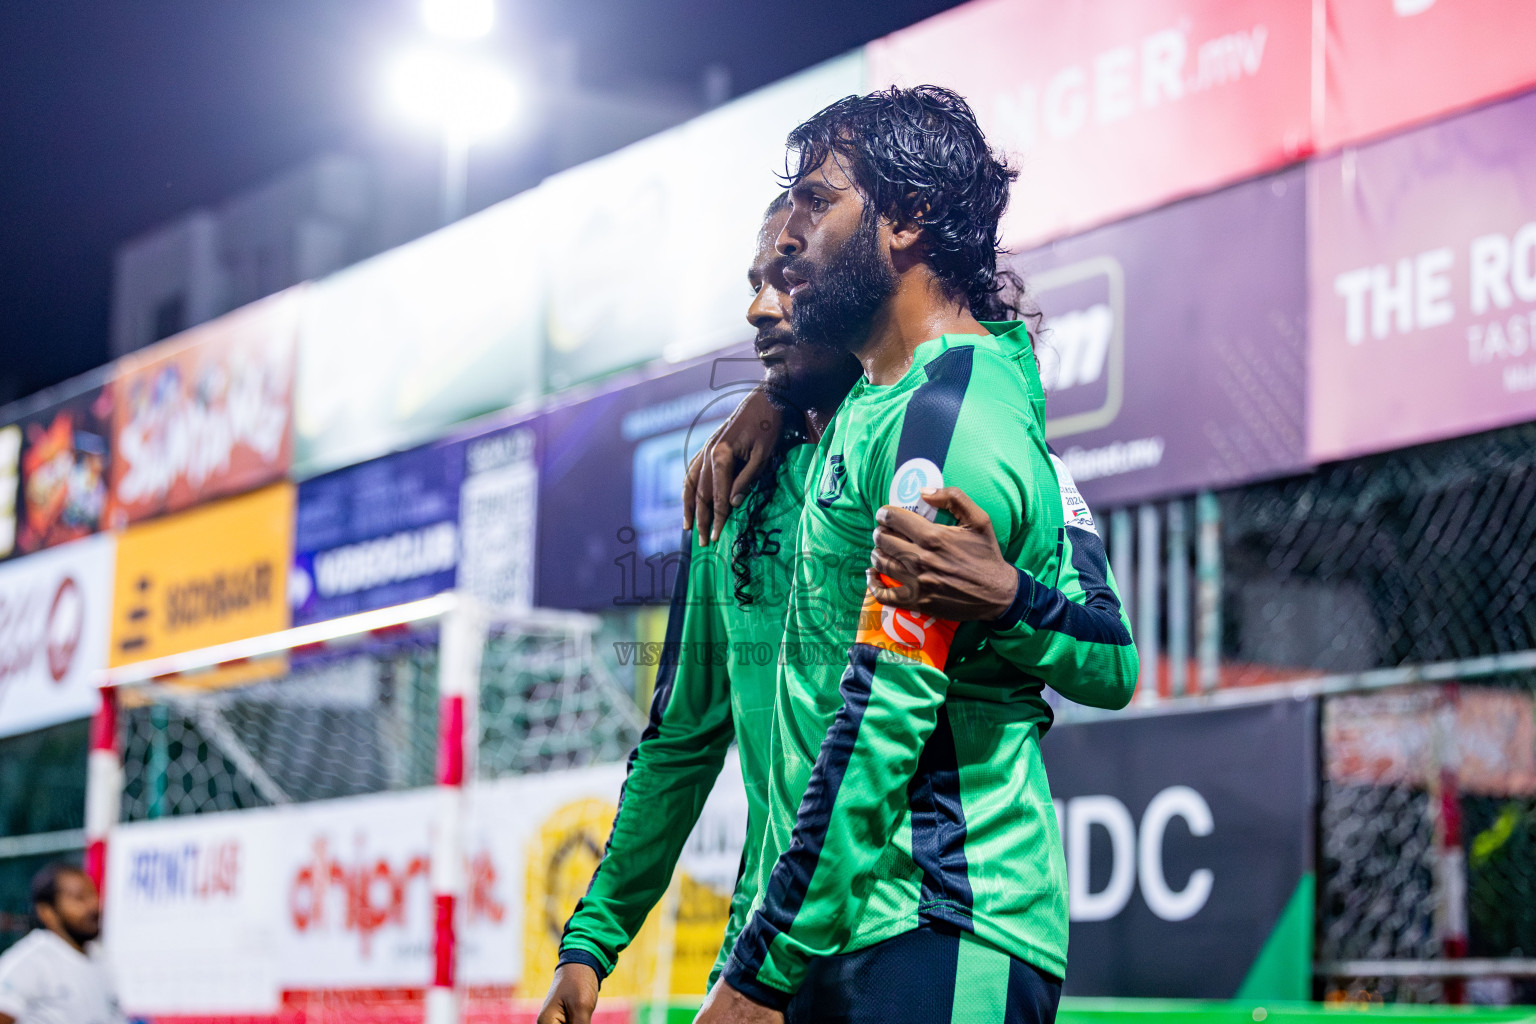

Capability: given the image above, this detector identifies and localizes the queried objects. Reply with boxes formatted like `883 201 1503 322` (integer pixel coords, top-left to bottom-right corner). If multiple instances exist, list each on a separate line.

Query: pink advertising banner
1320 0 1536 151
866 0 1314 249
1309 91 1536 464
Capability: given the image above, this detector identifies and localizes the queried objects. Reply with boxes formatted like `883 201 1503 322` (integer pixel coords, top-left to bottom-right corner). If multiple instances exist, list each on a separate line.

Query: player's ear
887 192 927 254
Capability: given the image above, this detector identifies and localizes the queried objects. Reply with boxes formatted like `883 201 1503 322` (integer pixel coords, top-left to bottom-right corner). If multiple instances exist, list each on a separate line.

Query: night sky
0 0 963 406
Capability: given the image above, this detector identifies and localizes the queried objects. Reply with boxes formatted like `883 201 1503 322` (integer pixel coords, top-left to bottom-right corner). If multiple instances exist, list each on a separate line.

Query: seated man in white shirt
0 863 125 1024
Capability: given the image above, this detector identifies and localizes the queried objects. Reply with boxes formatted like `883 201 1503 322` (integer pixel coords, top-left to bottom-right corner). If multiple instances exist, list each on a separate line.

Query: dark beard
785 210 896 352
764 351 862 423
61 917 100 946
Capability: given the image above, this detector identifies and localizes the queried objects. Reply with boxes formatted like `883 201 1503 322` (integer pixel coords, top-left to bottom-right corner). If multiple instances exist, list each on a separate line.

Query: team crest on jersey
816 454 847 506
1049 453 1098 535
889 458 943 522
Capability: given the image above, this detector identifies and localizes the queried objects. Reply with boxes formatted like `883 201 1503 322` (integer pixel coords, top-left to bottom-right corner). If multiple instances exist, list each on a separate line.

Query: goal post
87 591 646 1024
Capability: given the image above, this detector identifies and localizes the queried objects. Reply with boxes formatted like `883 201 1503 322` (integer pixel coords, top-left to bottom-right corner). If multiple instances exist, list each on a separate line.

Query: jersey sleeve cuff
556 947 610 983
989 566 1035 632
720 954 794 1011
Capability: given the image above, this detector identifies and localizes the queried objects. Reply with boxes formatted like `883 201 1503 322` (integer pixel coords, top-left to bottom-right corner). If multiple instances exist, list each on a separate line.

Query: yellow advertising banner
110 483 293 667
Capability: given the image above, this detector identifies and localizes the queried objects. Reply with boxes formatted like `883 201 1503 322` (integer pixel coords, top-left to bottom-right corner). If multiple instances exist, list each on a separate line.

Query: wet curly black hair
783 84 1020 325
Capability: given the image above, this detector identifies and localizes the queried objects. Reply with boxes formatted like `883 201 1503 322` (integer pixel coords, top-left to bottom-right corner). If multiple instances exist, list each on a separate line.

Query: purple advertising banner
1309 91 1536 464
291 416 540 625
291 439 466 626
1014 167 1308 508
536 347 758 611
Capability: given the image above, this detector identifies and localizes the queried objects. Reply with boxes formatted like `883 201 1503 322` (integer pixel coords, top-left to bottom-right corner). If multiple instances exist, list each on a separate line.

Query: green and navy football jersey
722 322 1137 1008
557 445 817 984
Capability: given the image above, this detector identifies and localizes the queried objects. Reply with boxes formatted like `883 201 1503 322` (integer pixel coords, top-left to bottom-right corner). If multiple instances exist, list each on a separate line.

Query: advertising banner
0 424 19 559
109 484 293 667
1043 697 1316 999
109 286 299 525
0 534 113 738
455 421 539 614
105 806 284 1015
1320 0 1536 151
294 189 545 478
540 54 863 391
105 753 747 1015
536 349 757 611
291 419 539 625
867 0 1313 249
291 440 464 627
2 376 114 560
1017 167 1308 508
1309 91 1536 463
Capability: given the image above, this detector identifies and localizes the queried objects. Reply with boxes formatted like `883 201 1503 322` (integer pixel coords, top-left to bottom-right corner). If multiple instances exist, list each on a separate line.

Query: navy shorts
784 925 1062 1024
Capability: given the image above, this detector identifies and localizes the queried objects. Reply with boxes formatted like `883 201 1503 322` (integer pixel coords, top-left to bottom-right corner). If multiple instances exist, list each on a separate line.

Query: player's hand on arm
537 963 600 1024
867 486 1018 621
693 979 785 1024
682 387 784 546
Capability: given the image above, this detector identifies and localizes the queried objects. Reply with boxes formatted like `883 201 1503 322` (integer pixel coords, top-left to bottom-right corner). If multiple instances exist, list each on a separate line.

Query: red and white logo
881 605 937 649
45 576 83 682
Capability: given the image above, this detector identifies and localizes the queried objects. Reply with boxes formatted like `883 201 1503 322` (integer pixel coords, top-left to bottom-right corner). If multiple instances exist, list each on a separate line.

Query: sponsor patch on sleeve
888 458 943 522
1049 453 1098 535
854 587 957 669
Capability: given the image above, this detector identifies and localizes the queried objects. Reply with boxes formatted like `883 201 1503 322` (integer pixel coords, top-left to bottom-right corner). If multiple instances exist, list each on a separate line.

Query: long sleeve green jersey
557 444 818 984
560 324 1137 994
722 322 1136 1008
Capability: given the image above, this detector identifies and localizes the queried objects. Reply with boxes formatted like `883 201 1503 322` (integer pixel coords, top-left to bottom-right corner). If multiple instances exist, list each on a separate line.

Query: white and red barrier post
1434 683 1468 1004
84 687 122 896
429 598 485 1024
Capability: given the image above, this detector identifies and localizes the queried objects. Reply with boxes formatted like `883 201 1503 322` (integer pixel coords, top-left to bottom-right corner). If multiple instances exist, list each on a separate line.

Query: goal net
91 595 745 1024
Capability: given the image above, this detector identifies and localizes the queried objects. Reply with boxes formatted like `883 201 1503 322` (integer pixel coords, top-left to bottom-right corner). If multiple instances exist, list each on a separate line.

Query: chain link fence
1220 420 1536 1005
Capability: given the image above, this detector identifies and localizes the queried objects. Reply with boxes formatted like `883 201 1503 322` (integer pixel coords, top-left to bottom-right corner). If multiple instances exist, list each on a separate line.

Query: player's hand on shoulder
868 486 1018 622
683 386 783 546
692 980 785 1024
537 962 601 1024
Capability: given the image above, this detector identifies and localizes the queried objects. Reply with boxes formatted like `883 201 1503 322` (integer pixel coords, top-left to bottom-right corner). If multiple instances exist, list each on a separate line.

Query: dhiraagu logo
889 458 943 521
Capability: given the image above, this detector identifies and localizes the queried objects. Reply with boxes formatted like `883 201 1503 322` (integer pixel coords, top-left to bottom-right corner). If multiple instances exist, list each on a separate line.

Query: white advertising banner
276 787 442 990
0 534 114 737
105 806 284 1015
104 753 746 1015
293 189 546 479
540 53 865 389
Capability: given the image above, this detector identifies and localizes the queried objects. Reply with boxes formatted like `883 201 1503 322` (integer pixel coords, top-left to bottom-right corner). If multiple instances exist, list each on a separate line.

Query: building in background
110 60 704 358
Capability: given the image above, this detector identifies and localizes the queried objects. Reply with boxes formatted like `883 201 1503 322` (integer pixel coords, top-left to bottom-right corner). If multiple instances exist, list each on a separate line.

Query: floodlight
387 47 520 144
420 0 495 40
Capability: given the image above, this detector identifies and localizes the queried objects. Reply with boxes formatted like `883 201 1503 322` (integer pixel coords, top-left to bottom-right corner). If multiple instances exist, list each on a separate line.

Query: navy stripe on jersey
560 527 696 968
726 644 879 1008
992 558 1132 646
730 347 981 998
908 705 975 929
1068 527 1122 620
894 346 975 471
